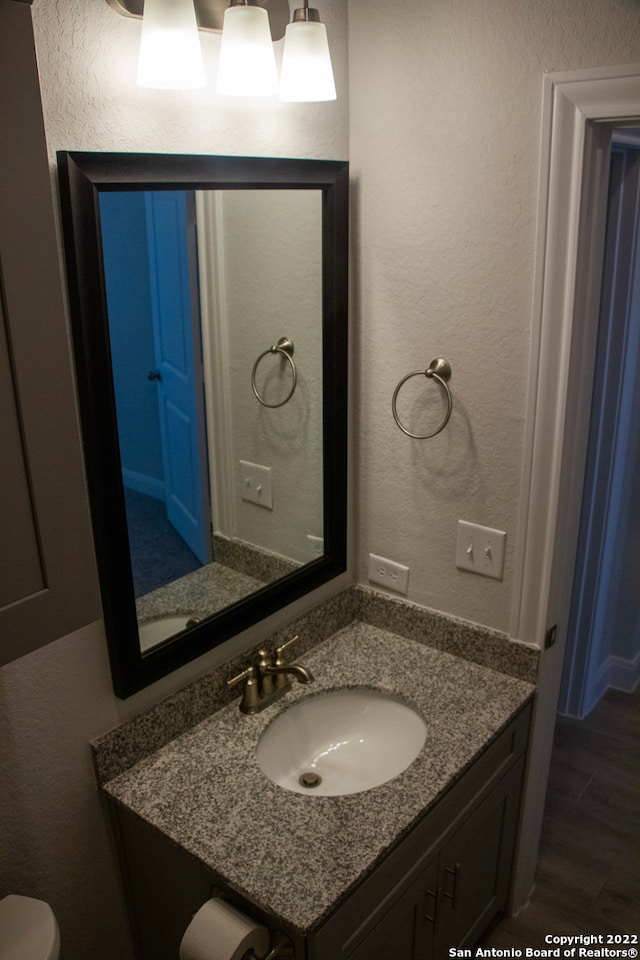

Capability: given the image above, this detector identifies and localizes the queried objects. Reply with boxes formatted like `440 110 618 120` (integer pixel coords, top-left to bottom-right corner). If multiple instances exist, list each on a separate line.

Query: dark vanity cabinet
310 704 529 960
111 702 531 960
342 762 523 960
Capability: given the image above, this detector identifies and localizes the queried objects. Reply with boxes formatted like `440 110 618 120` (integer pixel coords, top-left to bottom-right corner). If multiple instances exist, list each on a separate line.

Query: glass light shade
279 19 336 102
137 0 205 89
216 5 278 97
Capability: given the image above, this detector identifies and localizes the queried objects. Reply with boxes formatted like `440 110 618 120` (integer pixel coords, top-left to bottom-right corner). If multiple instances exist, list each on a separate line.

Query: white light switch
455 521 506 580
239 460 272 509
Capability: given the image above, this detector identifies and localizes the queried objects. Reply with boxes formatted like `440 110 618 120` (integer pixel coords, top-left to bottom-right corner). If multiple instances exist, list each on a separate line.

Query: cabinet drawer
309 700 532 960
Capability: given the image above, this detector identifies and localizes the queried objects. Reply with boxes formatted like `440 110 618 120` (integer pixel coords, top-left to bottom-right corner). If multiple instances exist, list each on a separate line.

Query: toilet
0 896 60 960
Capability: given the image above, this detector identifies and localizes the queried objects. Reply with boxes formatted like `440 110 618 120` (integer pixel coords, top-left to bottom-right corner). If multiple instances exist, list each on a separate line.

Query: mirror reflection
98 189 324 652
57 151 348 697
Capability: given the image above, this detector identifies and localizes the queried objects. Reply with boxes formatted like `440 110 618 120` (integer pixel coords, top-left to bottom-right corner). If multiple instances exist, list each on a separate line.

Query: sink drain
299 771 322 789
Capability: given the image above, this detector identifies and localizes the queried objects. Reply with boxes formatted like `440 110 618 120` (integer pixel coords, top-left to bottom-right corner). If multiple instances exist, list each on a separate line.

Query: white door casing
509 64 640 910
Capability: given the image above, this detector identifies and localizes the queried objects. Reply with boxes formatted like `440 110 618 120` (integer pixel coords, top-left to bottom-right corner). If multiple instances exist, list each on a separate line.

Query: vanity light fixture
216 0 279 97
110 0 335 100
279 0 336 102
136 0 205 89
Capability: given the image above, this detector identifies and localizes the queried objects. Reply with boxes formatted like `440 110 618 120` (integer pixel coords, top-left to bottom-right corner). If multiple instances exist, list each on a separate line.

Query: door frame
509 63 640 909
195 190 237 539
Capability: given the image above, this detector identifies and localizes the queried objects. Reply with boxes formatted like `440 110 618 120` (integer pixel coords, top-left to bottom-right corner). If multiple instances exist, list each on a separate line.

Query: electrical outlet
455 520 506 580
368 553 410 595
307 535 324 560
239 460 272 509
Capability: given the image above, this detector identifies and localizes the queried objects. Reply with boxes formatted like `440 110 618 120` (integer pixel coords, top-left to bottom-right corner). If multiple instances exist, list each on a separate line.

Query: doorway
489 128 640 940
559 132 640 719
509 63 640 910
99 189 212 595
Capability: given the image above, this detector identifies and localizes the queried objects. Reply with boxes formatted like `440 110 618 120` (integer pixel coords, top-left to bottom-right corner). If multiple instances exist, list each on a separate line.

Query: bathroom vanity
100 616 534 960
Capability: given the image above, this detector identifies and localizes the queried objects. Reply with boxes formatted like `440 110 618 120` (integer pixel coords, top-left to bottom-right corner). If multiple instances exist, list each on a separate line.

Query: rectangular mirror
58 153 348 697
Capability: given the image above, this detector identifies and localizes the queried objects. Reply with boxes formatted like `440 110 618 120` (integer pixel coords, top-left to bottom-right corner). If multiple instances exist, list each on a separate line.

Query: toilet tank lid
0 896 60 960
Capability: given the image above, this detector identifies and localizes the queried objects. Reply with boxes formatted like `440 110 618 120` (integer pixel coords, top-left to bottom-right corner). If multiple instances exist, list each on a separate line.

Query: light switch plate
239 460 272 510
455 520 506 580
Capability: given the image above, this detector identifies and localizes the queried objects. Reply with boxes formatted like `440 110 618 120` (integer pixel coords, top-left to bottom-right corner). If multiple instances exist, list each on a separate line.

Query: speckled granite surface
92 586 539 785
103 623 534 934
213 535 300 584
136 541 300 625
93 589 356 785
353 586 539 684
136 561 266 623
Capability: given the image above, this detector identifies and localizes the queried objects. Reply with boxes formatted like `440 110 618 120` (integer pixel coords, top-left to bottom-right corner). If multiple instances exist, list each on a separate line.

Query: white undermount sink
256 688 427 796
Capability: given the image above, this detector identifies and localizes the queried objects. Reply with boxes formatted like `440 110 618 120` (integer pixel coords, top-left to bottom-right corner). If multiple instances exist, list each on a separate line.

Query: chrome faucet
227 636 314 714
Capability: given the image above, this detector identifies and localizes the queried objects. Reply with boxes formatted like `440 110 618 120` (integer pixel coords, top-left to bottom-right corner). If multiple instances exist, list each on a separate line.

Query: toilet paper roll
179 898 270 960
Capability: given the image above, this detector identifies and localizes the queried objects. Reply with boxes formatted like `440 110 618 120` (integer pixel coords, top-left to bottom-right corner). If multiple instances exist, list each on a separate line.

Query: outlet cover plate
239 460 272 510
455 521 506 580
307 535 324 560
368 553 410 595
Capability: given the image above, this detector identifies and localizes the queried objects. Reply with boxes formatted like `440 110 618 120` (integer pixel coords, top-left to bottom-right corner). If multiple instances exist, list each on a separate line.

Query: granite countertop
103 621 535 935
136 561 265 623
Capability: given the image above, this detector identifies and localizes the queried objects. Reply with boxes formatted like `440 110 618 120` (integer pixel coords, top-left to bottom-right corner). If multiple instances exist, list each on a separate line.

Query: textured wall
32 0 348 162
220 191 324 562
349 0 640 631
1 2 348 959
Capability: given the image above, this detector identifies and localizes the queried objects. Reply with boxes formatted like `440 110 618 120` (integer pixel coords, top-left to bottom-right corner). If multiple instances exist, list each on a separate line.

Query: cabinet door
433 758 524 952
347 861 438 960
0 0 99 663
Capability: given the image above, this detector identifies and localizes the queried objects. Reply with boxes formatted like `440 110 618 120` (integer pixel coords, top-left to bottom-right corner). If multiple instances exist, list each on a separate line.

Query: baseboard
561 649 640 719
123 468 165 501
606 648 640 693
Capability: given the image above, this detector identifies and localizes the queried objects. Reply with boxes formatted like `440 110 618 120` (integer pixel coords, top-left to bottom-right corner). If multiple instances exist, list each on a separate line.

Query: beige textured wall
0 2 348 959
349 0 640 631
220 191 324 562
32 0 348 161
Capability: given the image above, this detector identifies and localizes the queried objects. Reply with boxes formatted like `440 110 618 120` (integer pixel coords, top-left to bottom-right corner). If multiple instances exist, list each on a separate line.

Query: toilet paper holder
244 930 293 960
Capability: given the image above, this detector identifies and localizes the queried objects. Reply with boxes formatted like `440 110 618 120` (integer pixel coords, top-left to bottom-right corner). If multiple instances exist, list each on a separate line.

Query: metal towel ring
251 337 297 408
392 358 453 439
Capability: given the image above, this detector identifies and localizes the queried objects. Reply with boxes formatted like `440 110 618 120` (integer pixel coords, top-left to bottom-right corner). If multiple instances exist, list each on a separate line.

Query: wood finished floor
483 685 640 950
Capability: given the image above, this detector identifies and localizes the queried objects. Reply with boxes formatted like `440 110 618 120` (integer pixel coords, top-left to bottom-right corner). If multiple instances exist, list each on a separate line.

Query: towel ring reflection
251 337 297 408
392 358 453 439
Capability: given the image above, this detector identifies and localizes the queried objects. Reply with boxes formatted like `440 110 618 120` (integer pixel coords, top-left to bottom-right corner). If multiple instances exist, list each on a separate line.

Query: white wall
349 0 640 632
32 0 348 163
0 2 348 959
219 190 324 562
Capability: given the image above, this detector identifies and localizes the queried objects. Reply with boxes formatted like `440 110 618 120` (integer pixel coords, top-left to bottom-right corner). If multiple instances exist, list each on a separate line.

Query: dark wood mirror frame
57 152 348 698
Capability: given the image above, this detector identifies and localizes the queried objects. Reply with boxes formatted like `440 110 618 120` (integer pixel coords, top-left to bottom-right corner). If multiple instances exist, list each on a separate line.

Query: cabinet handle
424 887 438 925
443 863 461 909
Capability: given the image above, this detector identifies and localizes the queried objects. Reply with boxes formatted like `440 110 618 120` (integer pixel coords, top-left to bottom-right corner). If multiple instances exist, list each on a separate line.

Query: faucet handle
272 636 301 692
227 665 256 688
227 665 260 714
275 634 300 662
